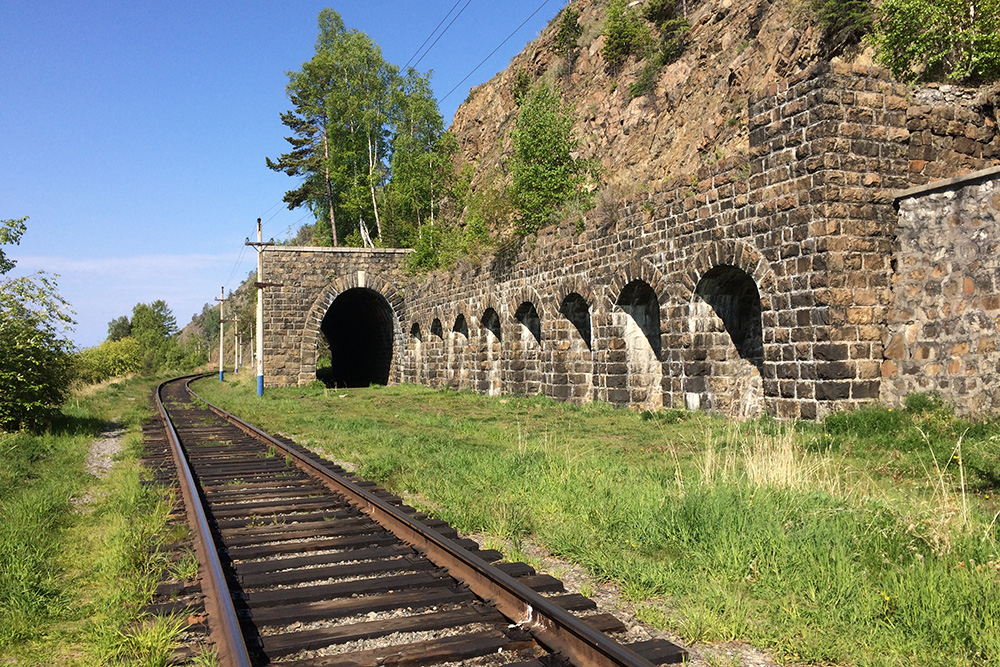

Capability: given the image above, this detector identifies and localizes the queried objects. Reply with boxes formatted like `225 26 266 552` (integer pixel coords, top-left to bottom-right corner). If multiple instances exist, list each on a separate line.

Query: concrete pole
218 286 225 382
256 220 265 397
234 315 240 375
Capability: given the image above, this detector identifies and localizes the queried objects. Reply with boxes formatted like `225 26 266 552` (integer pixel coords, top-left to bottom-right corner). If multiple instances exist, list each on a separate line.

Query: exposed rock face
449 0 835 197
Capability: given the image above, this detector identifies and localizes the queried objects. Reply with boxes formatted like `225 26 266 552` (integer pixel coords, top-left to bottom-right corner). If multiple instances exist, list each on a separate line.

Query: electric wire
440 0 555 103
411 0 475 69
404 0 464 68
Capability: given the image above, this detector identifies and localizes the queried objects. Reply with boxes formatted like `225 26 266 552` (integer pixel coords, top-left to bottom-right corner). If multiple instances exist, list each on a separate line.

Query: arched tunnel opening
319 288 395 388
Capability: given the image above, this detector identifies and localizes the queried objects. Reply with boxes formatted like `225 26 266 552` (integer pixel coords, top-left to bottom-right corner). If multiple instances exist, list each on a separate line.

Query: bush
810 0 873 54
555 6 584 58
602 0 654 66
0 316 73 432
76 337 144 384
872 0 1000 84
509 85 596 235
629 18 690 99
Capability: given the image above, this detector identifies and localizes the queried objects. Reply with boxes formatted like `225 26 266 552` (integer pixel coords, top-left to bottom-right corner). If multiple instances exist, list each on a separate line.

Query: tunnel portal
320 288 395 387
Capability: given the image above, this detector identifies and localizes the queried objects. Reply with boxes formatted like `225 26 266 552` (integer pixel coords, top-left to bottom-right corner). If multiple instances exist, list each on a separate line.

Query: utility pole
246 218 279 397
234 315 240 375
215 287 225 382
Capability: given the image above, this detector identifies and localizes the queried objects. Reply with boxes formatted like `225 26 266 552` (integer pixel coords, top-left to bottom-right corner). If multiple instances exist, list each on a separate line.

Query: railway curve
150 375 685 667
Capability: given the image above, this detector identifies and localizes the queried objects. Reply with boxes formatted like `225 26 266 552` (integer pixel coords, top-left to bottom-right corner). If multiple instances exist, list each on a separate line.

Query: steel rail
185 378 659 667
156 377 253 667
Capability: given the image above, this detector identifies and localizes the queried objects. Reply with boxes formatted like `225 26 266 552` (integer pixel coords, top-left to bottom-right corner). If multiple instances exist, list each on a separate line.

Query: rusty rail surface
184 377 663 667
155 376 253 667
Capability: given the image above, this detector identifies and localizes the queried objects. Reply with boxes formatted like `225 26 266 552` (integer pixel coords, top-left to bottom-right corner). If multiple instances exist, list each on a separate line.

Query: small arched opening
319 288 395 388
481 308 502 396
688 265 765 418
409 322 423 385
429 318 444 388
450 314 470 389
513 301 542 395
613 280 662 410
556 292 593 402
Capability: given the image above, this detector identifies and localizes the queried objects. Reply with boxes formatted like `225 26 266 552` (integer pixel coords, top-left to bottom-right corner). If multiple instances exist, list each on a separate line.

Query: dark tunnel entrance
319 288 395 388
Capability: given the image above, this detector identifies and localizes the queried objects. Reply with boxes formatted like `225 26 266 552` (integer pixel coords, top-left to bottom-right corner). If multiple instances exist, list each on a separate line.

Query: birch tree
267 8 446 248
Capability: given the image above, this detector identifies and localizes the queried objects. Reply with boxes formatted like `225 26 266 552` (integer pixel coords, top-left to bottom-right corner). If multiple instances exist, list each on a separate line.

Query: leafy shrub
512 68 533 107
602 0 654 66
810 0 873 53
75 337 144 384
642 0 680 23
0 217 75 432
555 6 584 58
629 18 690 98
904 391 948 414
872 0 1000 84
510 85 596 235
0 317 73 432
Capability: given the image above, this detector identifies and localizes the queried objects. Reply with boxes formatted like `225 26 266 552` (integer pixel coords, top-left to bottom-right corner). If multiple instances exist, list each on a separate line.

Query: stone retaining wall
261 64 1000 418
883 167 1000 414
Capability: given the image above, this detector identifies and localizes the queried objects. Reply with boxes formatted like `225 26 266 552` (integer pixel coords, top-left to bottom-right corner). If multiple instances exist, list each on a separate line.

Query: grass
194 376 1000 666
0 375 198 665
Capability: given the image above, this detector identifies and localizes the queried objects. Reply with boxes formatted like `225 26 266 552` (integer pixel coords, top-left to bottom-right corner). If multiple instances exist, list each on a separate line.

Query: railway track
149 375 685 667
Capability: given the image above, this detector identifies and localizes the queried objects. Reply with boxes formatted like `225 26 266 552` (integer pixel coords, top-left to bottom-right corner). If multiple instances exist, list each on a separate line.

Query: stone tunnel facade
262 63 1000 419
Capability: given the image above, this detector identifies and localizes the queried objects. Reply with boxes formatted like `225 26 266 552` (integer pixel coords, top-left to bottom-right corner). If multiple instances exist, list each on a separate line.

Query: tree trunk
368 135 382 241
322 128 338 246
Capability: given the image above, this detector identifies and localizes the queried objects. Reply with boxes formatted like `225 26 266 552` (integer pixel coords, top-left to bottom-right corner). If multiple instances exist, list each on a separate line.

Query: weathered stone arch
298 273 405 387
681 240 775 418
604 256 670 317
450 310 471 389
426 309 446 388
602 256 668 410
507 285 545 395
408 321 424 385
465 295 503 397
684 240 775 298
552 279 595 402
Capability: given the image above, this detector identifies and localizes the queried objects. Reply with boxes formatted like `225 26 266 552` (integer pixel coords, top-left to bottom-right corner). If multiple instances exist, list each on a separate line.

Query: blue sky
1 0 565 348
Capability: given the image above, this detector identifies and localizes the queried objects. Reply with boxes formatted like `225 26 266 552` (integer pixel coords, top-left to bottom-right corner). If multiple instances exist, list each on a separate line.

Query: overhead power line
404 0 464 68
441 0 555 103
411 0 475 69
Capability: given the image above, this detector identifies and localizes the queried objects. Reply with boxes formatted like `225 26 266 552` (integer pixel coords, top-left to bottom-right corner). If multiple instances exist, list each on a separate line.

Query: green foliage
268 9 450 247
0 217 75 433
0 318 73 433
509 85 596 235
78 300 203 384
810 0 873 53
106 315 131 341
601 0 654 66
555 6 584 58
872 0 1000 84
512 68 533 106
628 18 690 99
76 337 144 384
642 0 680 23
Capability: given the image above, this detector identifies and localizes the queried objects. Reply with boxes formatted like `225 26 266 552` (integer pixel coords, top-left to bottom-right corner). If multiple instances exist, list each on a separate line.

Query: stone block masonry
884 166 1000 414
261 63 1000 418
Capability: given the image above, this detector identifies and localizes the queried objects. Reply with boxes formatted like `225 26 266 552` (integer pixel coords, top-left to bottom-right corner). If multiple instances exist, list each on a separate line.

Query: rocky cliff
449 0 858 198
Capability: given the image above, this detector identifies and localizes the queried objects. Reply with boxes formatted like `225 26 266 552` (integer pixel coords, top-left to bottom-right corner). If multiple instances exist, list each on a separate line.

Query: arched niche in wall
450 313 470 389
512 301 542 395
555 292 594 402
688 264 765 418
613 280 663 410
480 307 502 396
